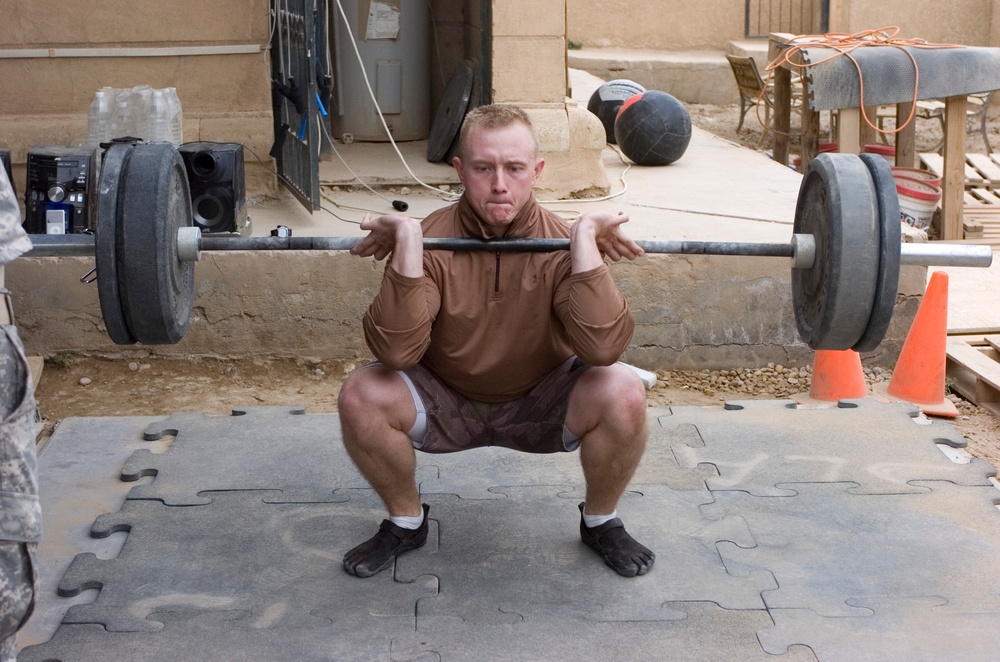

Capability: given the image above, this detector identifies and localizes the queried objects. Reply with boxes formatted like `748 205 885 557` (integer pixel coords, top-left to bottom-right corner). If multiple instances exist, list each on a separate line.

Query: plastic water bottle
85 88 112 147
149 90 171 142
133 85 154 141
110 89 138 139
165 87 183 145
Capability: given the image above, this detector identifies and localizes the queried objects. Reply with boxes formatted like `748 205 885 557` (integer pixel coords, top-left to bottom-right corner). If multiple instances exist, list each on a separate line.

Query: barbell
25 142 993 351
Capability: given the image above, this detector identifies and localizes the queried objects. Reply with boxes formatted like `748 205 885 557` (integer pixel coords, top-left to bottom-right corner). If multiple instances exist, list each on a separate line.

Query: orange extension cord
756 27 964 138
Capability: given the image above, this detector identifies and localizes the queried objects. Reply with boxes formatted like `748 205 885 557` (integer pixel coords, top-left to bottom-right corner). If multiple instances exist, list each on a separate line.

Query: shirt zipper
494 251 501 294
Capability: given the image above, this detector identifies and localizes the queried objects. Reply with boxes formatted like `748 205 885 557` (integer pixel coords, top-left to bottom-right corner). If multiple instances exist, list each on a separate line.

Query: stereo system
18 142 249 235
178 142 249 235
24 146 97 234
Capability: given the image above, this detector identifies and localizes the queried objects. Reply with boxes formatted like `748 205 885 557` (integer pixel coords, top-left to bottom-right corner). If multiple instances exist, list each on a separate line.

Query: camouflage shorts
399 357 591 455
0 541 37 662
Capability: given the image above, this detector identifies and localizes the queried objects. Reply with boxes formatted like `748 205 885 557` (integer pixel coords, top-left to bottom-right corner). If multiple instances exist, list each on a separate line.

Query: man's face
452 122 545 232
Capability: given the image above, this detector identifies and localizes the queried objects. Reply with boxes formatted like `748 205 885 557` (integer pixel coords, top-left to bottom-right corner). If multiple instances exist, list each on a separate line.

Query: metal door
271 0 323 210
744 0 829 39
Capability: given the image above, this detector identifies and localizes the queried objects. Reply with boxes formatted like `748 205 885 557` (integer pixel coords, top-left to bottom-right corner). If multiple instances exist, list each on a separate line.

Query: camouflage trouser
0 541 36 662
0 321 40 662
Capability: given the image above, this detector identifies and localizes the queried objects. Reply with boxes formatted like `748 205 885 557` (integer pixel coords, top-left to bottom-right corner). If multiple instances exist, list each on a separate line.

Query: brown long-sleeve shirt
363 196 634 402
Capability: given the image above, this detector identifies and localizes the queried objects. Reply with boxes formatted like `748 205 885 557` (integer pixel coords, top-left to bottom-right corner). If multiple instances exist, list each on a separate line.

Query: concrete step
568 41 776 106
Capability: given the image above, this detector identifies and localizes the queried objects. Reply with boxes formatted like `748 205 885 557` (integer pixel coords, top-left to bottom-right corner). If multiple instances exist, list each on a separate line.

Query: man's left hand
570 212 643 272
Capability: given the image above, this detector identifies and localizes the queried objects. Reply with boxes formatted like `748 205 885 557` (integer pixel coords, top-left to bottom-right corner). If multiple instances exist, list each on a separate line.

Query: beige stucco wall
3 252 927 371
830 0 999 46
567 0 746 50
568 0 1000 50
0 0 276 197
490 0 610 196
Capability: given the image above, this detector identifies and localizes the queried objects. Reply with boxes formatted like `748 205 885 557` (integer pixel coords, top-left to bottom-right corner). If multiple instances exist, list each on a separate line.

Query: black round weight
792 153 881 350
118 143 195 344
853 154 902 353
614 90 692 166
95 143 137 345
427 60 474 163
587 79 645 144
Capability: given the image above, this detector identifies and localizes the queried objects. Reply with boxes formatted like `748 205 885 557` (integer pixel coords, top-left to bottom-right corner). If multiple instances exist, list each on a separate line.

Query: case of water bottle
85 85 183 147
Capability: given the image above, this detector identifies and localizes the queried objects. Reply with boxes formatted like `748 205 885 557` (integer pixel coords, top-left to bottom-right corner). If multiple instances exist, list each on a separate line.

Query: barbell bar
25 232 992 269
20 143 995 351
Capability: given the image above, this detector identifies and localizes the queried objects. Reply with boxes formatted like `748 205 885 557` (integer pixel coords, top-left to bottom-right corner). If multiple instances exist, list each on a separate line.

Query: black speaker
178 142 248 234
24 146 97 234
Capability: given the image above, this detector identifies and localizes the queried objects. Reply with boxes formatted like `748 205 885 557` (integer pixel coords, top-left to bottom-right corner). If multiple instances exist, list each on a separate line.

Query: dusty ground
29 101 1000 476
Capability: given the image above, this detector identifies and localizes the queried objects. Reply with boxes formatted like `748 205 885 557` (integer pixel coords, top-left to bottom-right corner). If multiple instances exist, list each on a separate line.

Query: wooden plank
838 107 861 154
942 97 967 241
919 152 985 186
967 188 1000 204
967 153 1000 186
920 152 944 178
946 338 1000 418
895 102 917 167
985 335 1000 353
769 35 792 168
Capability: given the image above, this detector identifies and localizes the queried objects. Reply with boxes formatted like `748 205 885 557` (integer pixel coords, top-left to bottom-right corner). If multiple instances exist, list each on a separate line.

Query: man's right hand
351 213 424 277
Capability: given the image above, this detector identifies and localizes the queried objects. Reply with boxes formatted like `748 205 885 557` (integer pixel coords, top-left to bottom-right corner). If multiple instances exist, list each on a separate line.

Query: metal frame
270 0 322 210
744 0 829 39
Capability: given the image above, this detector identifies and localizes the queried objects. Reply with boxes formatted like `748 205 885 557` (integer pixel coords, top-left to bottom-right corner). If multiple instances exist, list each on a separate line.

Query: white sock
582 509 618 528
390 511 425 530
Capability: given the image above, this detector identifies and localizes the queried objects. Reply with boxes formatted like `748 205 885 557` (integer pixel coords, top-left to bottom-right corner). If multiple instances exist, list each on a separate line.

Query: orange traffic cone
886 270 958 418
808 349 868 402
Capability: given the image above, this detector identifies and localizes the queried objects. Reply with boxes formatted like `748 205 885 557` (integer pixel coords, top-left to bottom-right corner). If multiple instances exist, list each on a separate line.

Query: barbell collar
21 232 994 269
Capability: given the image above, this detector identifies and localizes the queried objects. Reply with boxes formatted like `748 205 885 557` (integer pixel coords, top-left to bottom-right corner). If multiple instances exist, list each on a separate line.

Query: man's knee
338 366 414 431
588 365 645 407
571 365 647 433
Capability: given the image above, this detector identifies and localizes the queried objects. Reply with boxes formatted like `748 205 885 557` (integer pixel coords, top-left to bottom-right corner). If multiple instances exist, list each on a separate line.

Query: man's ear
452 155 464 183
533 157 545 183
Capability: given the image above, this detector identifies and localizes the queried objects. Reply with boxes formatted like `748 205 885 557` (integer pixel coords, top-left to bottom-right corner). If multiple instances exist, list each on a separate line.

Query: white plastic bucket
895 177 941 230
862 143 895 166
890 166 941 188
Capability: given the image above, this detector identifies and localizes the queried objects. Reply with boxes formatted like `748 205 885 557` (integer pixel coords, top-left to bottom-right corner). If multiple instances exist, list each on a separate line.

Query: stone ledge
568 48 738 105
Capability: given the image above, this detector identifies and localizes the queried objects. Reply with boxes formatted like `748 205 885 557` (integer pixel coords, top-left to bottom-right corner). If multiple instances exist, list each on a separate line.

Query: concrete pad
761 598 1000 662
121 406 357 504
20 404 1000 660
55 490 435 633
20 417 169 650
704 479 1000 619
665 398 995 496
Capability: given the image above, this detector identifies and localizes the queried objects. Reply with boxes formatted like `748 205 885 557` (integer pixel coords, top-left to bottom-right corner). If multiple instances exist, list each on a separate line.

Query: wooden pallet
919 152 991 188
916 153 1000 242
961 188 1000 243
946 333 1000 419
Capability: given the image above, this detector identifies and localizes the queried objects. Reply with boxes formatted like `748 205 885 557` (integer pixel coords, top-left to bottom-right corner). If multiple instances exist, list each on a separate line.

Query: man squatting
338 104 655 579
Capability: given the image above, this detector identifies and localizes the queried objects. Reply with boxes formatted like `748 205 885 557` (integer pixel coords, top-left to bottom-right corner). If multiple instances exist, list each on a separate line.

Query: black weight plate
94 143 136 345
791 153 880 350
443 66 482 164
427 60 474 163
854 153 902 353
118 143 195 344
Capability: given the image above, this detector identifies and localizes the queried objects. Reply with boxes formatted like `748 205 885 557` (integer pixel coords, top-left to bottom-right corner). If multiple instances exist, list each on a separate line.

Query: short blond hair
457 104 538 159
